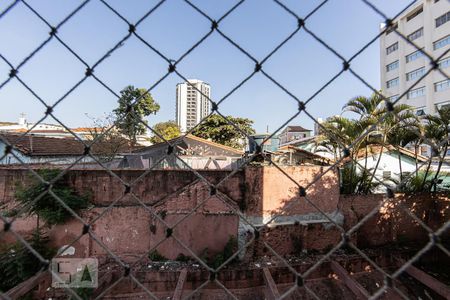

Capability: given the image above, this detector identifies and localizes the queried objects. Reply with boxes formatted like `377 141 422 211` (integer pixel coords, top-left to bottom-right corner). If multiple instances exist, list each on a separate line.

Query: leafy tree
15 169 90 226
150 121 181 144
191 114 255 149
113 86 160 146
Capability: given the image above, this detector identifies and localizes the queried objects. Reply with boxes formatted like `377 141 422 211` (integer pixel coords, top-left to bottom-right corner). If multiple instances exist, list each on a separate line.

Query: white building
278 125 311 145
346 146 429 193
176 79 211 133
0 114 65 132
380 0 450 116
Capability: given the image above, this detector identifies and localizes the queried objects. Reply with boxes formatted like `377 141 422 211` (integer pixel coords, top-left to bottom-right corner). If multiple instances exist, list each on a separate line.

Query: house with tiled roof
0 133 135 165
118 134 243 170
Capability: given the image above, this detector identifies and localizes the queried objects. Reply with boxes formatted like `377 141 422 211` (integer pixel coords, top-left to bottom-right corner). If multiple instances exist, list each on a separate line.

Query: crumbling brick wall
1 167 448 261
339 193 450 248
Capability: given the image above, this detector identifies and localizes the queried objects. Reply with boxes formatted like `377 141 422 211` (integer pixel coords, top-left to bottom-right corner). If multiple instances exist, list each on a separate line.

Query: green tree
320 92 416 194
422 107 450 191
342 93 415 193
113 86 160 146
15 169 90 226
150 121 181 144
191 114 255 149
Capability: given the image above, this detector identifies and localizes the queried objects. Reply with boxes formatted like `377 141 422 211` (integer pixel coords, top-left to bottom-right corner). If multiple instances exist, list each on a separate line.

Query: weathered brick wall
340 193 450 248
244 165 340 217
245 223 342 258
0 168 244 259
245 193 449 258
0 168 244 209
1 167 448 261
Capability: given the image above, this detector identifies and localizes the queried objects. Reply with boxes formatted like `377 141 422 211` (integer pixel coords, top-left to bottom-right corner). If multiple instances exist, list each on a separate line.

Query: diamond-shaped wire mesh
0 0 449 299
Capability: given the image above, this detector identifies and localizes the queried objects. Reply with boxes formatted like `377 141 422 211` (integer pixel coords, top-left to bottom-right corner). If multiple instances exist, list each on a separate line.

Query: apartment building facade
380 0 450 116
176 79 211 133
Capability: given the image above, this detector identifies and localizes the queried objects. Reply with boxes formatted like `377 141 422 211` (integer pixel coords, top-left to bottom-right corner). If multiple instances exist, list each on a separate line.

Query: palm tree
422 107 450 191
343 93 415 193
319 116 365 194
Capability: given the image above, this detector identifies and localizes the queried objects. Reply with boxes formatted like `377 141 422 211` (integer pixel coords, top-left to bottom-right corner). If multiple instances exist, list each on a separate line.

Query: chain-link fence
0 0 449 299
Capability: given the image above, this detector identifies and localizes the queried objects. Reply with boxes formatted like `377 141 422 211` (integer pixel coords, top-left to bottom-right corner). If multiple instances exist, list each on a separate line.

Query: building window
439 57 450 69
416 108 425 116
436 102 450 111
434 79 450 92
436 11 450 27
407 86 425 99
386 60 399 72
434 35 450 50
406 67 425 81
406 49 424 63
389 95 399 102
406 7 423 22
407 27 423 41
386 77 399 88
386 42 398 55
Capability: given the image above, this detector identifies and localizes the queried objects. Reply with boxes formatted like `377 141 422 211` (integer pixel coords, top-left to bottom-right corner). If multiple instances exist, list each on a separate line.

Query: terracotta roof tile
1 133 135 156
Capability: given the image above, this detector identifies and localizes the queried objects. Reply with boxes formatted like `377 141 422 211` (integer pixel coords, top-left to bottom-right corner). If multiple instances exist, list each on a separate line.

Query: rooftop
0 133 135 156
283 125 311 133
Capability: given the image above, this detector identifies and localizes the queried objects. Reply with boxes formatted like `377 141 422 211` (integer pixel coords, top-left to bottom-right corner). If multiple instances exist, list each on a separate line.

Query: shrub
15 169 90 225
209 236 238 269
175 253 192 263
148 250 167 262
0 229 55 292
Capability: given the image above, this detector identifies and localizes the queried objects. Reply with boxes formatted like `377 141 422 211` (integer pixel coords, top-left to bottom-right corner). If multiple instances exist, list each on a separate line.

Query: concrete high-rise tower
380 0 450 116
176 79 211 133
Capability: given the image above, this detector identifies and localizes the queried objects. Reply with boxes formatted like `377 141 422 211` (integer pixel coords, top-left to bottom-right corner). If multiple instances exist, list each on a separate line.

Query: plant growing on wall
0 229 55 292
15 169 90 226
208 236 238 269
148 250 168 262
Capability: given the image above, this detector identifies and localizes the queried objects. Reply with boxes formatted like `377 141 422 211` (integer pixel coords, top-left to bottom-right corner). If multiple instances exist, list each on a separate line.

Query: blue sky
0 0 413 134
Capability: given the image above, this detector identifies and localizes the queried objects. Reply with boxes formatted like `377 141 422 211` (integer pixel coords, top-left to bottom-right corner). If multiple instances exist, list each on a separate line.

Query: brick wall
249 193 449 257
1 167 448 260
244 165 340 218
339 193 450 248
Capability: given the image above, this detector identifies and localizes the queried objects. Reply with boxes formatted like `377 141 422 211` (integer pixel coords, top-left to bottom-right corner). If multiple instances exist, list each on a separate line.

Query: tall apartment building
176 79 211 133
380 0 450 116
